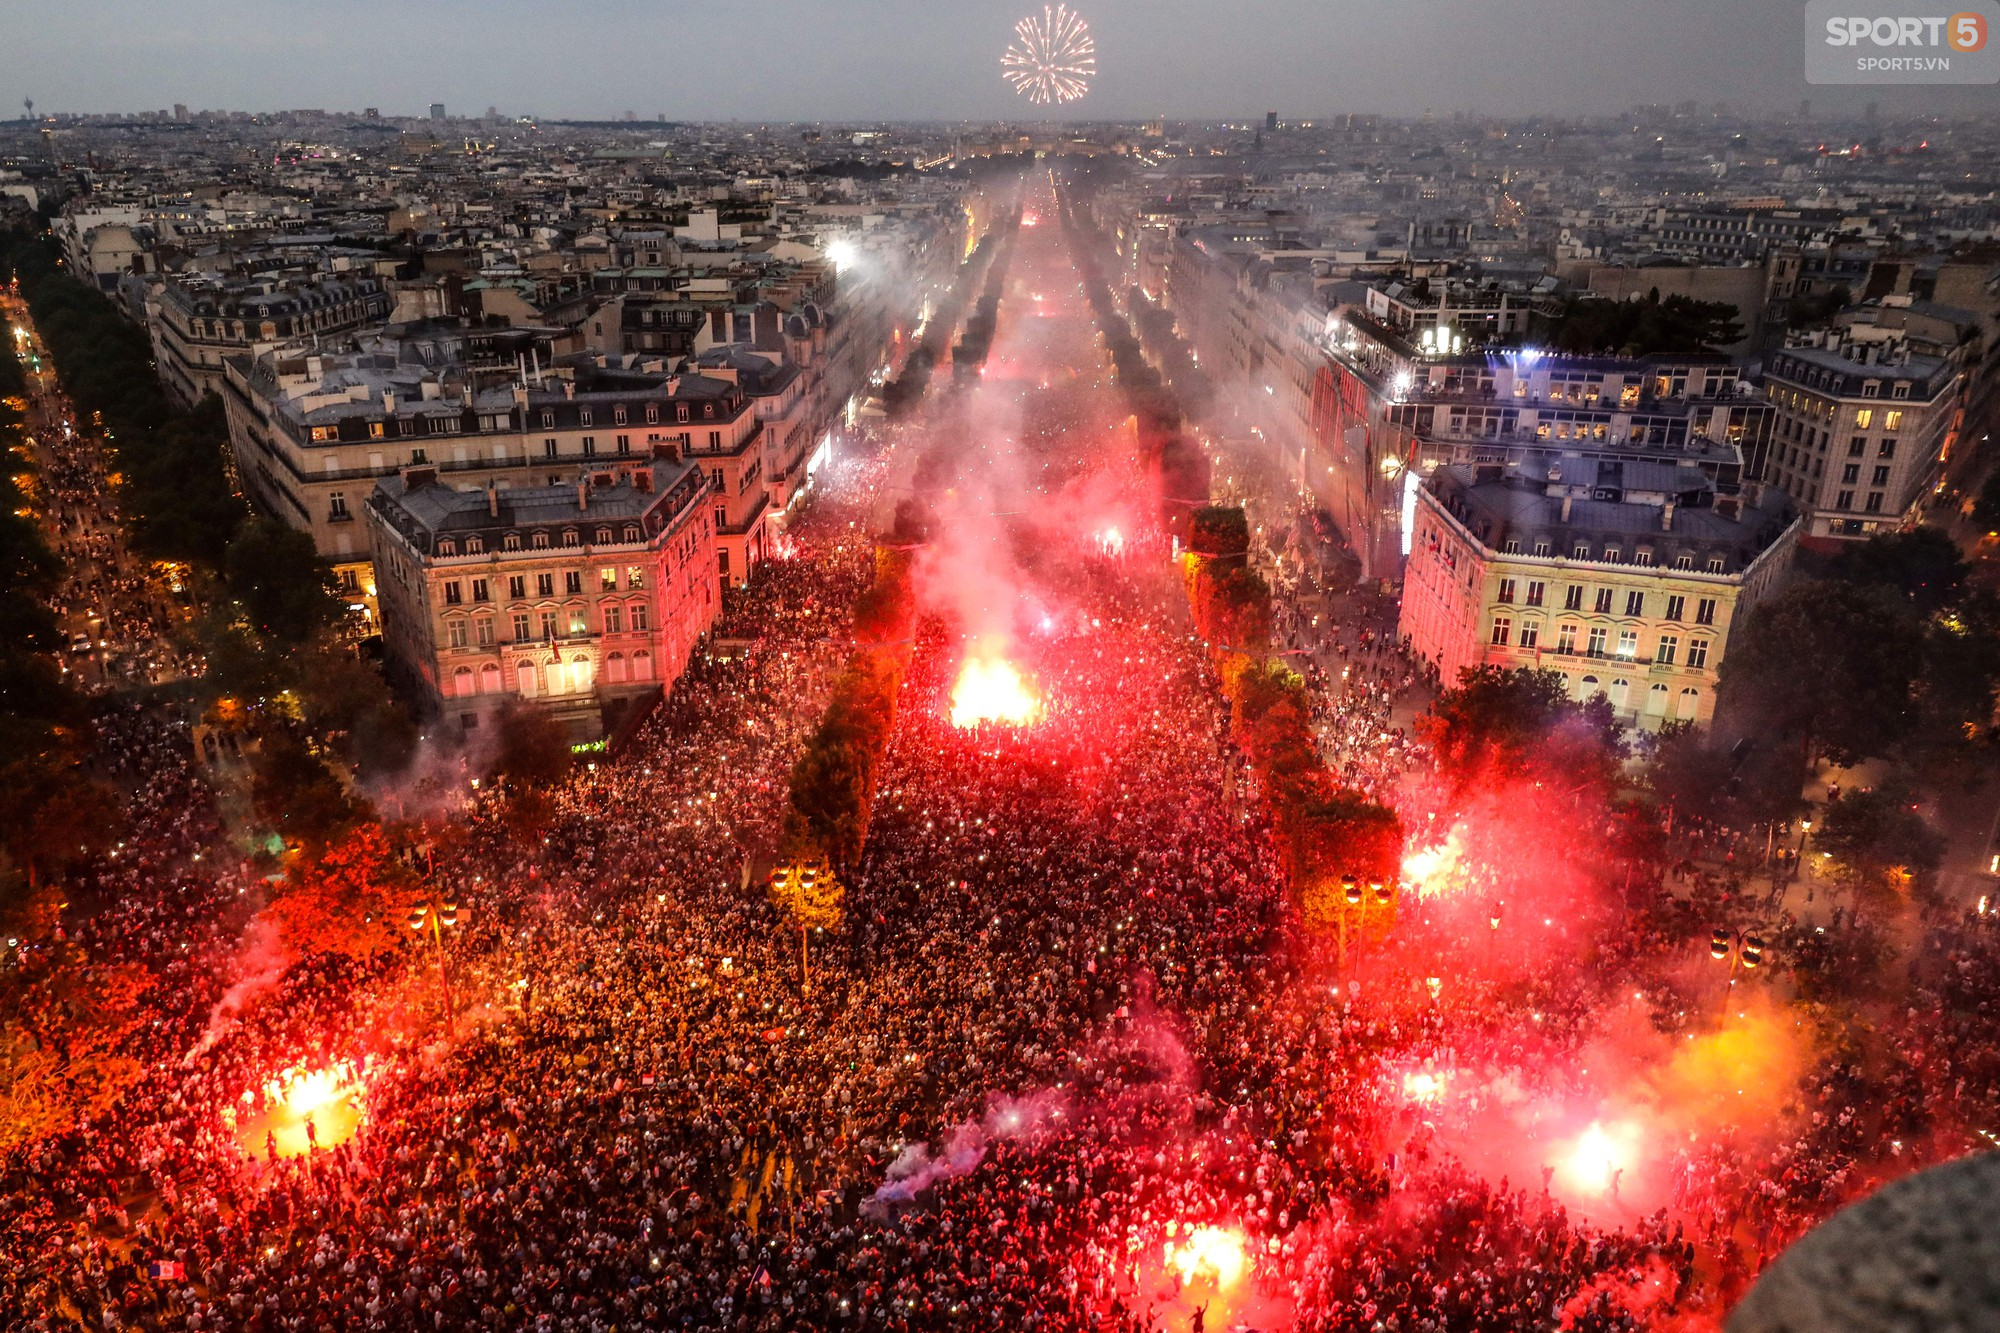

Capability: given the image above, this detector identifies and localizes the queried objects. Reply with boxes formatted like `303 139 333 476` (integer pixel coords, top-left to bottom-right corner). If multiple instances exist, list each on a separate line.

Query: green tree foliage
257 822 411 964
225 518 345 649
1420 666 1626 796
1719 581 1925 770
1294 792 1404 940
1189 505 1250 561
1544 291 1744 355
491 701 576 790
1195 562 1273 652
252 732 363 854
1826 528 1967 617
1972 469 2000 534
1812 785 1945 912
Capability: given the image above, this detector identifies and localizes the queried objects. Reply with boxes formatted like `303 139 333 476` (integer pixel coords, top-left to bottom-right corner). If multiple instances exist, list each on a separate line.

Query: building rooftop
366 461 707 557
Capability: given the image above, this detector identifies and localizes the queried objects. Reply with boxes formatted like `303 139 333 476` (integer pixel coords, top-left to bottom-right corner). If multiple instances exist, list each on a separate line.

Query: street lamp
408 897 462 1040
1709 927 1766 1023
1333 873 1399 975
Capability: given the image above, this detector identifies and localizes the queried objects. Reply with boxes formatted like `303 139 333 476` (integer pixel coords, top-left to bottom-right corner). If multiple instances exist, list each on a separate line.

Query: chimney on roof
577 475 589 511
666 376 681 396
650 436 680 463
1662 499 1675 532
563 379 575 399
633 465 654 494
382 389 396 414
486 480 499 518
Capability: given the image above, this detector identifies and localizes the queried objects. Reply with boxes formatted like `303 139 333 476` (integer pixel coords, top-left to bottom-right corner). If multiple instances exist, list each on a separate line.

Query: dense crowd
8 191 2000 1333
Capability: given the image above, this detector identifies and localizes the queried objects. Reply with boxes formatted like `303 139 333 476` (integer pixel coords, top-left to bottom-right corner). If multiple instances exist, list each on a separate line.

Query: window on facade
595 528 613 545
1706 557 1725 573
508 575 526 599
471 579 490 603
616 434 631 455
624 525 641 543
539 611 559 639
1866 492 1884 513
328 492 349 520
536 574 555 598
1519 624 1539 650
562 530 581 547
1502 539 1521 555
1695 598 1717 625
614 406 628 425
1884 410 1903 431
1836 490 1854 510
1871 465 1891 487
1624 591 1644 617
645 404 659 424
1490 617 1512 647
600 568 618 592
532 532 550 549
443 581 463 605
467 537 484 555
627 566 645 589
446 619 468 648
714 506 727 530
504 533 521 552
1687 639 1710 670
1664 594 1686 621
1496 578 1516 604
676 404 690 424
582 436 597 457
1617 629 1638 657
1573 543 1590 560
630 602 650 632
540 411 555 429
1556 623 1578 654
568 611 588 637
561 571 581 595
543 438 558 460
1533 540 1551 557
511 612 531 641
1657 634 1678 665
1854 409 1873 429
1526 580 1545 607
1848 437 1866 457
1878 439 1896 459
604 605 623 634
1586 627 1608 655
579 409 593 427
1841 464 1860 484
475 618 494 646
1593 588 1614 615
1673 554 1694 571
1563 585 1584 612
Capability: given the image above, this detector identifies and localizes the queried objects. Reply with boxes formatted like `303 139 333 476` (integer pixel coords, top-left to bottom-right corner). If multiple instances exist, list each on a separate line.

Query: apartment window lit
1617 629 1638 658
1884 410 1903 431
600 568 618 592
627 566 645 589
1854 408 1873 429
568 611 588 637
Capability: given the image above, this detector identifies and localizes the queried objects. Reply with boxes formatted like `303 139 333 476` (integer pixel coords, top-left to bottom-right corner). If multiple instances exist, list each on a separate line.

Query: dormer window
624 525 642 543
1674 553 1694 570
437 540 456 557
1603 547 1620 563
531 531 550 549
645 404 659 423
503 533 521 552
540 411 555 429
676 404 690 424
595 527 613 545
614 405 628 425
467 537 484 554
561 530 581 547
579 409 594 426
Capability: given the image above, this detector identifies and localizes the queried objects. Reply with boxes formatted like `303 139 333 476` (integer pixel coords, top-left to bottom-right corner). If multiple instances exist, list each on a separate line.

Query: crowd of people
7 187 2000 1333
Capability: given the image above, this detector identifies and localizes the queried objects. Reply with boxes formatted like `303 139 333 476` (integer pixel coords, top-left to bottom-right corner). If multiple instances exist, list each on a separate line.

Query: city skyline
2 0 1992 122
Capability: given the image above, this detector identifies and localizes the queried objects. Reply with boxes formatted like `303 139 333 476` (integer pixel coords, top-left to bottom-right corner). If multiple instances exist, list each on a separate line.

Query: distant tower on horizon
429 102 446 121
1265 110 1278 132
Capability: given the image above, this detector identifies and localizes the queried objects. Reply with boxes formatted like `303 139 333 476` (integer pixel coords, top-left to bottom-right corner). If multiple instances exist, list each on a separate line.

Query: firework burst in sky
1001 5 1097 106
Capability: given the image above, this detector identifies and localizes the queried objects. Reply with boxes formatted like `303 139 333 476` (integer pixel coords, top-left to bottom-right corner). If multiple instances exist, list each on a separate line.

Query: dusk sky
0 0 1989 120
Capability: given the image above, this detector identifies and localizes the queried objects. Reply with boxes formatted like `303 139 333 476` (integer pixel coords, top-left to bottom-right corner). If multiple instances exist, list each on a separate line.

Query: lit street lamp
1709 927 1767 1023
408 897 462 1040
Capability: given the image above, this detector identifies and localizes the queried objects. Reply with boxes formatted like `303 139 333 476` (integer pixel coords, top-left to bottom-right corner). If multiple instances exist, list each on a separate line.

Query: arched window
605 651 626 685
516 660 538 697
479 663 501 694
1578 674 1600 700
1646 683 1669 715
1678 687 1701 721
631 650 653 681
1609 678 1629 710
452 665 473 696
